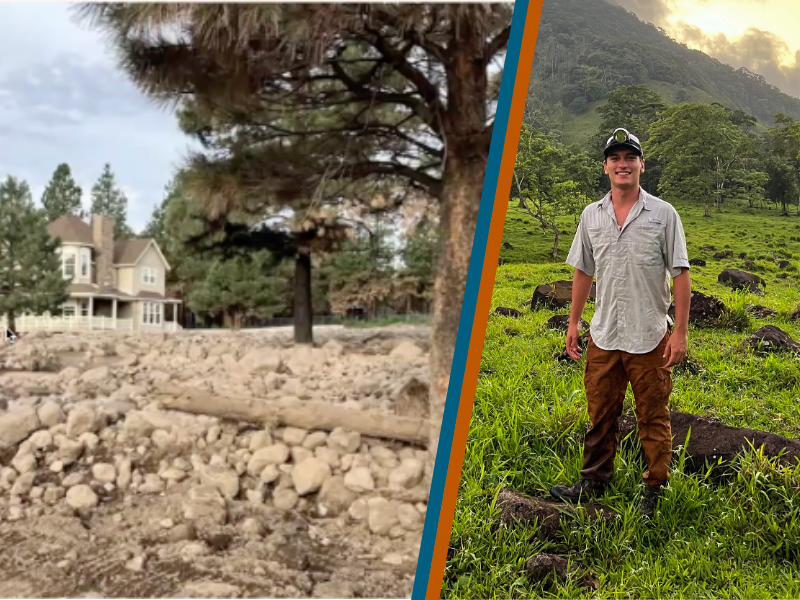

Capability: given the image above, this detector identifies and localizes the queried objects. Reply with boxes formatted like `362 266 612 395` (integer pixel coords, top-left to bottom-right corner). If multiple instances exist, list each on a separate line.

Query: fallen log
154 385 431 445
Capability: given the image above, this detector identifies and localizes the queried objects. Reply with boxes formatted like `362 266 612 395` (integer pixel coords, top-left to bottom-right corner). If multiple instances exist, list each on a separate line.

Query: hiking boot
640 484 664 519
550 479 608 503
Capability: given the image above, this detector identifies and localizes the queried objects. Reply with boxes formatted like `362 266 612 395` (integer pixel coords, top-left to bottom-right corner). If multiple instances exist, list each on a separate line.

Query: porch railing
0 315 178 333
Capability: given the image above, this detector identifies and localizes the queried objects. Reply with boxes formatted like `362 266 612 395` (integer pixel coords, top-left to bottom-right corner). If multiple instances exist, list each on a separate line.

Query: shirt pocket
629 225 663 268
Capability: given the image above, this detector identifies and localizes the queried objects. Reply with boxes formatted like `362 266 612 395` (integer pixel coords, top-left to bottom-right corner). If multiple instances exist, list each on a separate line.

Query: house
7 214 181 333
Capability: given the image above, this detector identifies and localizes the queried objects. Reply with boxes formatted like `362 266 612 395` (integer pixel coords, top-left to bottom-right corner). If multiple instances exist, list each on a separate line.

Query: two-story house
22 214 183 332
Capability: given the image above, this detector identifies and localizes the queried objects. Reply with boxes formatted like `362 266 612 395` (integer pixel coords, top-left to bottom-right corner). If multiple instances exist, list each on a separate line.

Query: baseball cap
604 128 643 159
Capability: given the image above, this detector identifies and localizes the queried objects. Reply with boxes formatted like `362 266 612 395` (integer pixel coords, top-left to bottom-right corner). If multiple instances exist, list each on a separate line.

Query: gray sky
0 2 190 233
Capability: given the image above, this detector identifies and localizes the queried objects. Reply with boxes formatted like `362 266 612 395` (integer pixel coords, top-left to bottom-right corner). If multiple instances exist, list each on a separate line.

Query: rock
292 457 331 496
525 553 598 590
180 542 210 560
116 459 132 490
397 503 423 530
44 487 65 504
183 485 227 525
260 464 280 483
247 444 290 475
124 412 156 438
778 260 790 269
668 291 726 325
496 488 618 536
241 517 264 537
138 474 165 495
180 582 241 598
167 523 196 543
66 406 102 438
495 307 521 318
748 326 800 354
28 430 53 450
718 268 766 295
12 451 37 475
327 428 361 454
37 401 64 428
701 245 715 251
80 366 110 383
531 280 596 311
367 497 400 535
56 439 84 465
546 315 589 332
389 458 424 490
0 408 41 449
317 476 357 517
91 463 117 484
10 473 36 496
62 473 85 488
273 488 299 511
66 485 98 510
389 341 424 361
159 467 186 482
393 377 430 419
248 430 274 452
282 427 308 446
344 467 375 493
238 350 282 375
125 556 146 572
688 258 706 267
200 465 240 500
744 304 777 318
791 307 800 322
313 581 355 598
302 431 328 450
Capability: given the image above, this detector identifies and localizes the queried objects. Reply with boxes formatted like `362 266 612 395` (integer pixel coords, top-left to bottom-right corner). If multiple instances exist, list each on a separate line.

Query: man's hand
566 325 582 360
663 331 688 368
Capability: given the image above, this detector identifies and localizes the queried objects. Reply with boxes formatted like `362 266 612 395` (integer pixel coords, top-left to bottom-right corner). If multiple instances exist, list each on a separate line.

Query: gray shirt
566 188 690 354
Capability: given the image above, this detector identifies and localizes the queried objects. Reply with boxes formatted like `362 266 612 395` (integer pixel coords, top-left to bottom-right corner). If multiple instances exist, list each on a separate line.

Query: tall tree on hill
647 103 767 210
77 3 512 456
769 113 800 216
0 177 69 331
41 163 84 222
91 164 133 238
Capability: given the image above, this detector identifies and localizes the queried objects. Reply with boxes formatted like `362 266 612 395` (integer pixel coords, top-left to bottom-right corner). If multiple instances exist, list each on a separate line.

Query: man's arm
566 268 594 360
664 267 690 367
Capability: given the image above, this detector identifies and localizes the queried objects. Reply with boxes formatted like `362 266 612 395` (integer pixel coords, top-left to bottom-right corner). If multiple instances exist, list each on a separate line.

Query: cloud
607 0 675 24
674 23 800 98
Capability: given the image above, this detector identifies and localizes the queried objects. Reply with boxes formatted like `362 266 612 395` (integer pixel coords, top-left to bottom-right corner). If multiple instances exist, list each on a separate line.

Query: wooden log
154 385 431 445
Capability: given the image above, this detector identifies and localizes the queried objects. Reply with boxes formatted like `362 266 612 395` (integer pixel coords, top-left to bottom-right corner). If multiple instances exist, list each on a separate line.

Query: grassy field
445 201 800 598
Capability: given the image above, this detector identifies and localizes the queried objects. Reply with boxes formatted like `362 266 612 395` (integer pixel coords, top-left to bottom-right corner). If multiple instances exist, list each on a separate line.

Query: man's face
604 149 644 189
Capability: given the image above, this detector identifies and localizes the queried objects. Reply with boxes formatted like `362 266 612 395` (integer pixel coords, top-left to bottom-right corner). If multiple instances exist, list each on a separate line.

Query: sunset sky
611 0 800 98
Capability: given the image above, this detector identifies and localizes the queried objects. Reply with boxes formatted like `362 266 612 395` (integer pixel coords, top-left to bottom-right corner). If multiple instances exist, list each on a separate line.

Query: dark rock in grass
713 252 726 259
777 273 789 280
743 260 756 270
791 307 800 321
547 315 588 332
495 306 521 318
689 258 706 267
502 241 514 250
744 304 777 319
556 331 590 362
524 553 599 591
778 260 791 269
714 250 734 259
496 488 618 537
619 411 800 473
748 325 800 354
718 269 766 295
701 245 716 251
668 291 726 325
531 281 596 311
738 252 747 259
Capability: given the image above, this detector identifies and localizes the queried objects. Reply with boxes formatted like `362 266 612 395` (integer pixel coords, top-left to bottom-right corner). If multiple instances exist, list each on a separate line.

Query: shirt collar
598 187 650 211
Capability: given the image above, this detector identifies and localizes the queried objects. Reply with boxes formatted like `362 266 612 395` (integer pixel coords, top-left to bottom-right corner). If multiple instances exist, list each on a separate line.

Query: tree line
513 85 800 257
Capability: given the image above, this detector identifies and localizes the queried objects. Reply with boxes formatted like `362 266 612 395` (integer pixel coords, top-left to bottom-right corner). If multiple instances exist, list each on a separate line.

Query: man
550 128 691 519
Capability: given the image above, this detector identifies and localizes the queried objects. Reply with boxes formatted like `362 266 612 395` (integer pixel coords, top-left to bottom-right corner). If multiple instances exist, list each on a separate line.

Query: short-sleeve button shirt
566 188 690 354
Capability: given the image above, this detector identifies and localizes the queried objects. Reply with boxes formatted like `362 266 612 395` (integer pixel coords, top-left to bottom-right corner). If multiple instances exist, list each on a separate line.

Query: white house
3 214 182 333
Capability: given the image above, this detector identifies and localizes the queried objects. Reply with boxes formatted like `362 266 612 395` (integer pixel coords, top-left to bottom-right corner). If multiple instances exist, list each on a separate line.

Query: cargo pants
580 331 673 488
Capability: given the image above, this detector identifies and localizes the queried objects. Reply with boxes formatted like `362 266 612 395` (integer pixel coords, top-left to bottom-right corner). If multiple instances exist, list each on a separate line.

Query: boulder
546 315 588 332
524 554 599 590
668 291 726 326
531 281 596 311
718 269 766 295
495 307 521 318
688 258 706 267
0 408 40 449
747 326 800 354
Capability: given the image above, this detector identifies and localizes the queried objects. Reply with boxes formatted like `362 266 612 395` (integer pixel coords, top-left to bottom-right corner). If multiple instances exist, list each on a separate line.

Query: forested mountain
528 0 800 145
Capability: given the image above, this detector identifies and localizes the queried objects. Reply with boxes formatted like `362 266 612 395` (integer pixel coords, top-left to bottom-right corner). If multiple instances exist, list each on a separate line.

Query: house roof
48 215 94 246
114 239 152 265
67 283 179 303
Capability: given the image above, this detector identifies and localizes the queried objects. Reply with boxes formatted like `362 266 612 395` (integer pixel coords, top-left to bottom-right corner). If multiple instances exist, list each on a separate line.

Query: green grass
446 202 800 598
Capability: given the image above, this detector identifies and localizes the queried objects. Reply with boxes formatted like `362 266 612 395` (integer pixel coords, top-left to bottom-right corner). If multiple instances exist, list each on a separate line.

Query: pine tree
0 176 69 331
41 163 84 222
91 164 132 238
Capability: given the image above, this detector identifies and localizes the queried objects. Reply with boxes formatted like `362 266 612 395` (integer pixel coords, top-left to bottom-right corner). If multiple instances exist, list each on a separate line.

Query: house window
142 303 162 325
80 253 89 277
79 300 89 317
62 304 75 317
63 253 76 279
142 268 157 285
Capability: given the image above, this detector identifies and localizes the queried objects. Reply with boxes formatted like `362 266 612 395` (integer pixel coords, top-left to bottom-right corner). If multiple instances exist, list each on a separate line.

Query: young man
551 128 691 518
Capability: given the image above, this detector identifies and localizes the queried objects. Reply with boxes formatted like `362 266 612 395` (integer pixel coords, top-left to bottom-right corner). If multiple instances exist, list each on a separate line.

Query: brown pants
580 332 673 488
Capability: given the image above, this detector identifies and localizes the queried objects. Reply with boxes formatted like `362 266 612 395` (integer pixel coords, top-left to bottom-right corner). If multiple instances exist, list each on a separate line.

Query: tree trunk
550 224 560 257
294 248 313 345
704 204 711 218
6 311 15 333
157 385 430 444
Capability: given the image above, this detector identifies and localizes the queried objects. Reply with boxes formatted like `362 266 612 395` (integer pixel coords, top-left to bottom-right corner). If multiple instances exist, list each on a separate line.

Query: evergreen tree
91 164 132 238
41 163 84 221
0 176 69 331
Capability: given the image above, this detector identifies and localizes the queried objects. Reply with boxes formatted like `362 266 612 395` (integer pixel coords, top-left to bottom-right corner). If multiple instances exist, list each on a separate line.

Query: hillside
530 0 800 145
